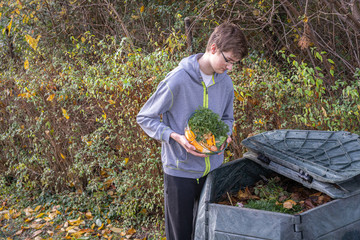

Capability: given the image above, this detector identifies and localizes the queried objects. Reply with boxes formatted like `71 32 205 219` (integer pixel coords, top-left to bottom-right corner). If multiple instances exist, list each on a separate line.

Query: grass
0 184 165 240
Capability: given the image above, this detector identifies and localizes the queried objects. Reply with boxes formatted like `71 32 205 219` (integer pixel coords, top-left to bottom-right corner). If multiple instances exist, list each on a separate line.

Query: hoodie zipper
201 79 212 177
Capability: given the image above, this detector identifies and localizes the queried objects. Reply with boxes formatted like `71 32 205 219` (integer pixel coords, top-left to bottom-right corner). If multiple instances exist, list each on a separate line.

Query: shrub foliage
1 0 359 232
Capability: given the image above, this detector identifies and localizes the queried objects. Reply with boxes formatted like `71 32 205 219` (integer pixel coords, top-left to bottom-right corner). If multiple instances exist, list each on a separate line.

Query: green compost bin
194 130 360 240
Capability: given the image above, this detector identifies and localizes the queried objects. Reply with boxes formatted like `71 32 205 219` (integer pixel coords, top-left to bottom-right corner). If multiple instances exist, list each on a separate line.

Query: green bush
229 51 360 157
0 33 187 232
1 29 359 233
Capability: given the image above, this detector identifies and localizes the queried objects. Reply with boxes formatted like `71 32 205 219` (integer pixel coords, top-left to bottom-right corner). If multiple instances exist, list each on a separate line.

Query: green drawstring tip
197 178 199 184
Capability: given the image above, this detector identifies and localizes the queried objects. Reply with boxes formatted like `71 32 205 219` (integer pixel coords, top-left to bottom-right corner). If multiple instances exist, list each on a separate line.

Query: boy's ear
210 43 217 54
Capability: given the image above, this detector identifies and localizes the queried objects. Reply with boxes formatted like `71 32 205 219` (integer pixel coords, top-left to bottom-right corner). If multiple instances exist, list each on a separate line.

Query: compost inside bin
216 172 332 215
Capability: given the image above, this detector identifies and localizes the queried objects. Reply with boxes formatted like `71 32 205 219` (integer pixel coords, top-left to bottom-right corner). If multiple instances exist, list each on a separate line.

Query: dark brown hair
206 22 248 60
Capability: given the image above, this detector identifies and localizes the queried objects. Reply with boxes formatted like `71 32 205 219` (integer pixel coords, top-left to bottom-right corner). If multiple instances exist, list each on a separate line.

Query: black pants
164 173 207 240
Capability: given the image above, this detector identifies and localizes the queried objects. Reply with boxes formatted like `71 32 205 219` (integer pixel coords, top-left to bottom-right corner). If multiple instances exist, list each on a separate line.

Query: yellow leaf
303 16 308 23
85 211 93 220
108 99 115 105
65 225 76 232
68 217 84 226
35 212 45 218
47 94 55 102
23 60 29 69
25 34 41 51
102 111 107 120
11 211 21 219
16 0 23 8
321 106 327 117
7 17 13 35
140 5 145 13
35 205 42 212
30 223 45 229
60 153 66 160
357 105 360 111
18 92 32 98
98 223 104 230
81 37 85 43
127 227 136 235
25 217 34 222
62 108 70 119
124 158 129 164
253 9 260 16
234 91 244 102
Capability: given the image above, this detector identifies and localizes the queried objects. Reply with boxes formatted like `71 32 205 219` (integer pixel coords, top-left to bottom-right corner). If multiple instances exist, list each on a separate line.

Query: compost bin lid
241 130 360 198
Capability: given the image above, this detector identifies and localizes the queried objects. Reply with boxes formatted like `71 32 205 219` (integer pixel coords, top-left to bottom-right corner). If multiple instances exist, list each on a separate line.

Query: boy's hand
170 132 207 158
218 135 232 155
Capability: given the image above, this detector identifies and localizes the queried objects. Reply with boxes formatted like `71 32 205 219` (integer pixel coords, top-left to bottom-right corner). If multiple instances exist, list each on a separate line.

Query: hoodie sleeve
221 84 235 136
136 80 174 143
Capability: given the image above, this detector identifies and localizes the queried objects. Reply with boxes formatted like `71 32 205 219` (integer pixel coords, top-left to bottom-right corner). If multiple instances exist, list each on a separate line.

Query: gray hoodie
136 53 234 179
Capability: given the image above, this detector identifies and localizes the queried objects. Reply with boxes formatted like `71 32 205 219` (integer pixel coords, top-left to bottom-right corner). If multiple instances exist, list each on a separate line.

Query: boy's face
210 44 241 74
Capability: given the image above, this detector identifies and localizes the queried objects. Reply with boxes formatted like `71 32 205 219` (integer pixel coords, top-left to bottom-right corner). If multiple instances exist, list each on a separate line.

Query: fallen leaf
98 223 104 230
283 200 296 209
34 205 42 212
25 217 34 222
24 207 34 216
29 223 46 229
310 192 322 197
95 219 102 227
85 211 93 219
110 227 123 233
31 230 43 238
35 212 45 218
14 229 24 236
237 187 259 200
67 226 80 233
12 211 21 219
278 195 287 202
127 227 136 235
68 217 84 226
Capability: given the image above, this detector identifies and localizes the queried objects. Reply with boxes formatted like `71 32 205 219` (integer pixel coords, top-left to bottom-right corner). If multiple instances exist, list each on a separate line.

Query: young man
137 22 248 240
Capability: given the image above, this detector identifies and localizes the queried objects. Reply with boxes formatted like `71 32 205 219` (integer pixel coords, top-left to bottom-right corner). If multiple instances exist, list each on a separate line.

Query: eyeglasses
220 51 240 65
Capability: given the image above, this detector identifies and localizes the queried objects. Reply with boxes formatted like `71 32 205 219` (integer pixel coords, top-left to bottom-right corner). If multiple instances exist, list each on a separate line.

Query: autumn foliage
0 0 360 237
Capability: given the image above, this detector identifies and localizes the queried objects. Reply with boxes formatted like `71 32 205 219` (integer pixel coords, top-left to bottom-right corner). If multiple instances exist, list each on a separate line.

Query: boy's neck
198 53 214 75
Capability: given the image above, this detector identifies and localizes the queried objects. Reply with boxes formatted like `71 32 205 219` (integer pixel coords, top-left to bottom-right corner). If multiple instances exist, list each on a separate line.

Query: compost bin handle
298 169 313 183
257 154 271 164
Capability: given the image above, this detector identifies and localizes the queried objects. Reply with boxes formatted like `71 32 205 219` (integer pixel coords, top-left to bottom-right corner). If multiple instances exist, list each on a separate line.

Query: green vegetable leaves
188 107 229 143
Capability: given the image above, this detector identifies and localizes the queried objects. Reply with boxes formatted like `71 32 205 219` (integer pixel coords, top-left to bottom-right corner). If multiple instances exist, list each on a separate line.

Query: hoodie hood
178 53 228 84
